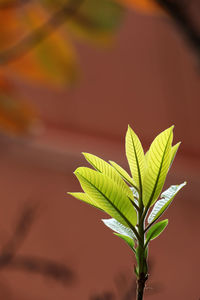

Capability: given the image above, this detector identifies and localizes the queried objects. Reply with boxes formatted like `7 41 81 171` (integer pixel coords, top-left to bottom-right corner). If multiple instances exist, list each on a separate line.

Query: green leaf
143 126 174 207
109 160 136 187
68 192 102 210
146 219 168 245
83 153 133 200
144 150 149 171
148 182 186 224
74 167 137 227
102 218 135 239
114 233 135 250
102 218 135 249
125 125 145 191
169 142 181 169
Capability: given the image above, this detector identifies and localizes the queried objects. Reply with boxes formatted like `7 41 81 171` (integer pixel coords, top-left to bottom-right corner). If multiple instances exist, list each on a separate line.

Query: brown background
0 9 200 300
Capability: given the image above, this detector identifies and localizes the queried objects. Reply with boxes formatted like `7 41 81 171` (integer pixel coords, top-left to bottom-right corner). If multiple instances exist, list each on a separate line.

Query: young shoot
69 125 186 300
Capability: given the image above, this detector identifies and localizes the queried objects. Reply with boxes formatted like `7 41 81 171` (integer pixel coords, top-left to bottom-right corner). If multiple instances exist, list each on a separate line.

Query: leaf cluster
69 125 186 256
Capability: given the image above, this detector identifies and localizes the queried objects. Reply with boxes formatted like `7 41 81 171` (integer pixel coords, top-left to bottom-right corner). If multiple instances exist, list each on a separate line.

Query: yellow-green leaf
68 192 102 210
83 153 133 200
143 126 174 207
114 233 135 250
74 167 137 227
109 160 136 187
145 219 168 245
169 142 181 169
125 125 145 191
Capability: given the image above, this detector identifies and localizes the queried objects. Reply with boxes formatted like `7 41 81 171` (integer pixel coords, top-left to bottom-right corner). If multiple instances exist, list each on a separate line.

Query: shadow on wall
0 202 163 300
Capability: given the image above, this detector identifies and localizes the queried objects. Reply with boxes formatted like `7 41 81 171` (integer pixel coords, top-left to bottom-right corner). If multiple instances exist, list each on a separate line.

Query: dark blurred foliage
119 0 200 63
0 0 124 136
156 0 200 62
0 0 200 137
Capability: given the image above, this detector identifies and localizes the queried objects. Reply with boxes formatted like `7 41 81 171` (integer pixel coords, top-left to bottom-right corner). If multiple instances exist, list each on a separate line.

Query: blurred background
0 0 199 299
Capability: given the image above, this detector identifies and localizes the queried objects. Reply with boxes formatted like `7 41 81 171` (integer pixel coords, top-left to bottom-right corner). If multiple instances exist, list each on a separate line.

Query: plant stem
136 239 148 299
137 272 148 300
136 199 148 300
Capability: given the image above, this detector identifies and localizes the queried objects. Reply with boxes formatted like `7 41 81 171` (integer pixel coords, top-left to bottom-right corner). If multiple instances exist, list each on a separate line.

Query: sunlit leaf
68 192 103 210
74 167 137 227
83 153 133 200
144 150 149 169
169 142 181 169
125 125 145 191
102 218 135 249
102 218 135 238
146 219 168 244
114 233 135 249
143 126 174 207
148 182 186 224
109 160 136 187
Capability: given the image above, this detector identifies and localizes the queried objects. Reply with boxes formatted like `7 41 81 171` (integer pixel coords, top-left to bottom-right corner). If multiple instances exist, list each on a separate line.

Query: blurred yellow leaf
1 0 124 88
5 4 78 87
0 0 124 136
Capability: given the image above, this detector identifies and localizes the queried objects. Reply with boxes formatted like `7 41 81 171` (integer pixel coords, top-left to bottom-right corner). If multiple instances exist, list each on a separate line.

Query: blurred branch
156 0 200 60
0 204 38 266
0 0 84 65
0 204 76 285
6 254 75 284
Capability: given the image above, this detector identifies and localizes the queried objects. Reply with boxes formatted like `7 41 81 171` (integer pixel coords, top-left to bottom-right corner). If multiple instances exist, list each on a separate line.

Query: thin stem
130 226 141 243
135 192 148 300
137 273 148 300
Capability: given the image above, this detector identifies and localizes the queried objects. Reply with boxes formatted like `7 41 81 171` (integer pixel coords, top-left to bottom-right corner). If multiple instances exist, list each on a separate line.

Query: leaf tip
73 167 81 176
127 124 133 134
82 152 88 157
67 192 74 197
171 125 175 130
174 141 181 148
